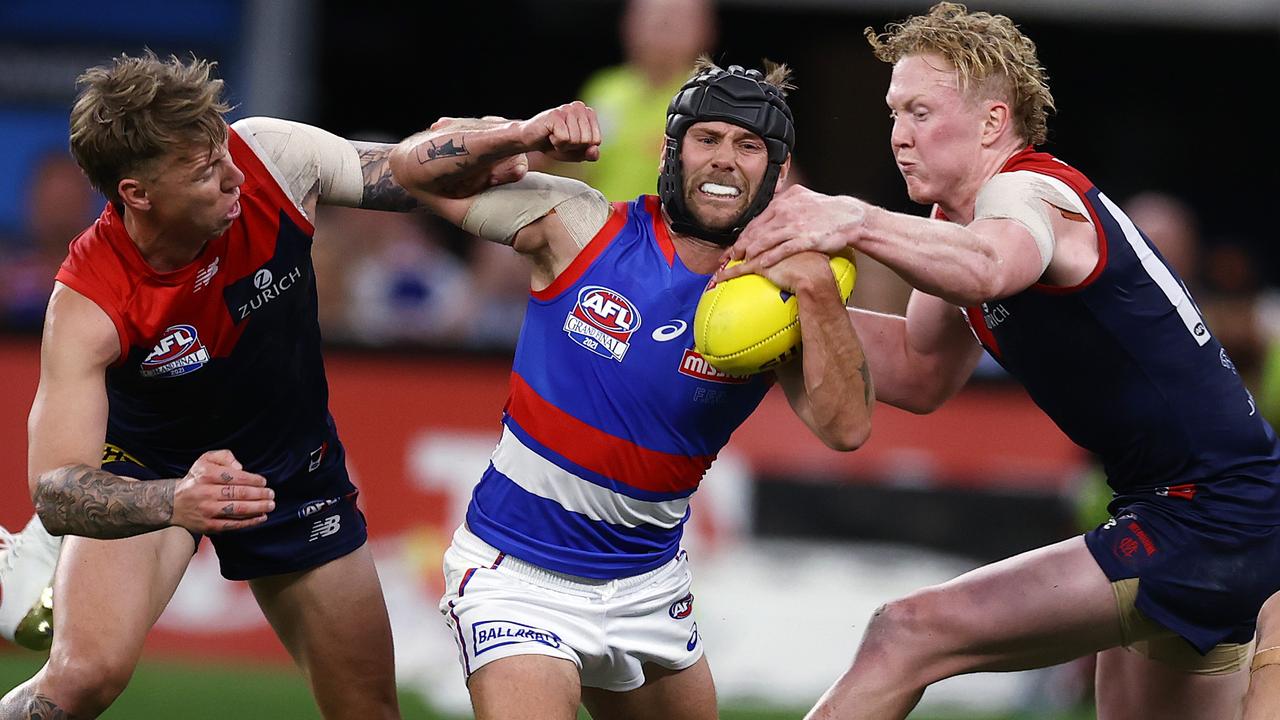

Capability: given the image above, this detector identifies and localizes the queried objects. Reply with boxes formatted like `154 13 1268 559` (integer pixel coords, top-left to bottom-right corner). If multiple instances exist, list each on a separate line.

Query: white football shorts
439 524 702 691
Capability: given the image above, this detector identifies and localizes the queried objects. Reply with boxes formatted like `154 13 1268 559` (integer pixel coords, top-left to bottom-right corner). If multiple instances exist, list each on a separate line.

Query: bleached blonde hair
865 2 1054 145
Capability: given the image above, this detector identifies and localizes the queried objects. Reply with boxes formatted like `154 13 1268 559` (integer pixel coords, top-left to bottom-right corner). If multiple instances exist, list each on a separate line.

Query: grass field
0 652 1097 719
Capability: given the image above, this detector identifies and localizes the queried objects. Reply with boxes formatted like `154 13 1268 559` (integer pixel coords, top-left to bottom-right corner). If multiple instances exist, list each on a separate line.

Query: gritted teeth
700 182 741 197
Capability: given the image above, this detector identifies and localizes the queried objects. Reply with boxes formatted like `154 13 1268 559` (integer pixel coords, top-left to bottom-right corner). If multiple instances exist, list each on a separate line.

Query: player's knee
860 593 950 665
868 596 927 643
42 650 134 715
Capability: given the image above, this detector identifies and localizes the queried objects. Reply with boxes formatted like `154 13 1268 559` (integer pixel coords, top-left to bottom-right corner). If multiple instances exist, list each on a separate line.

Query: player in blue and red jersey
726 3 1280 719
0 51 472 719
387 60 874 720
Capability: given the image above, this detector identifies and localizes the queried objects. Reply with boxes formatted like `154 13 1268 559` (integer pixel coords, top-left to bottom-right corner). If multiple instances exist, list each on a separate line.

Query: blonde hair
69 51 231 202
691 55 795 96
865 2 1054 145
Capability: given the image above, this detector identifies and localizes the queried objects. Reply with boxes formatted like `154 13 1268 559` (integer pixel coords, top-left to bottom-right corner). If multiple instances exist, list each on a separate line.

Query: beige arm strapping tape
461 172 610 248
974 170 1087 273
231 116 364 210
1253 646 1280 672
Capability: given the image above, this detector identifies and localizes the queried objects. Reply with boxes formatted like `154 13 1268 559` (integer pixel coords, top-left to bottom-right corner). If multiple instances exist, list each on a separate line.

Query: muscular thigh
1096 644 1248 720
582 656 717 720
907 536 1123 673
469 655 582 720
52 528 196 665
248 543 394 680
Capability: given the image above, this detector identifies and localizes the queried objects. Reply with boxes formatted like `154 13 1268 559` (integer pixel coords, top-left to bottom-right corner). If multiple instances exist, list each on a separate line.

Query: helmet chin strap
658 64 795 247
668 164 785 247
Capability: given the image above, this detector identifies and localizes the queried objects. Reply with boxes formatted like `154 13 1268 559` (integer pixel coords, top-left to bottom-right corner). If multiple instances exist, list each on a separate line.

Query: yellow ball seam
705 319 800 361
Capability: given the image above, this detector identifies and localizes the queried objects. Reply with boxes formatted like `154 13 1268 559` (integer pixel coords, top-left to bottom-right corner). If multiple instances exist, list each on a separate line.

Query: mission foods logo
678 349 750 384
141 324 210 378
563 285 642 361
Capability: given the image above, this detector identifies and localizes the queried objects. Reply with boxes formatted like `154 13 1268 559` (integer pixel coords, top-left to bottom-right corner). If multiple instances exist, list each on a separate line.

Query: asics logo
652 320 688 342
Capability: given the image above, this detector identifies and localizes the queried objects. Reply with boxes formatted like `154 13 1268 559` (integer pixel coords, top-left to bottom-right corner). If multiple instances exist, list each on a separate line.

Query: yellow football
694 254 857 375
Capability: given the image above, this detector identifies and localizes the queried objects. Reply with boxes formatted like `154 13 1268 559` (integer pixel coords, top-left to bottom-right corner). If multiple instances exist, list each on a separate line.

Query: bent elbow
823 419 872 452
33 500 67 537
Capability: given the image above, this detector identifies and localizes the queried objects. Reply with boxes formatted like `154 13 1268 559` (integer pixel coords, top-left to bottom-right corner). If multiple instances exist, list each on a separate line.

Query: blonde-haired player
729 3 1280 719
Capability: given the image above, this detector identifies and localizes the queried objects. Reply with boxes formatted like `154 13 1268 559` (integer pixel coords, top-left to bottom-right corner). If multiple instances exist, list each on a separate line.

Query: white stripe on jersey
1099 192 1210 347
490 426 691 529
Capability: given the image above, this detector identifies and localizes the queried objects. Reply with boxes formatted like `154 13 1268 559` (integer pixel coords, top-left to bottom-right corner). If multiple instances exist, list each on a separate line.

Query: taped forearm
461 172 609 247
34 464 174 539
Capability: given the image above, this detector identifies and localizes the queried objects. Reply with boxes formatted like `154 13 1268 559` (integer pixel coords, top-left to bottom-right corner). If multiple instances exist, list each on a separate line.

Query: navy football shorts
1085 497 1280 653
102 440 367 581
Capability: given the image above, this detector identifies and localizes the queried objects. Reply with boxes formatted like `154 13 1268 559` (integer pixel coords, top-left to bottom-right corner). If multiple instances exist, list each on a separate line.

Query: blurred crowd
2 0 1278 424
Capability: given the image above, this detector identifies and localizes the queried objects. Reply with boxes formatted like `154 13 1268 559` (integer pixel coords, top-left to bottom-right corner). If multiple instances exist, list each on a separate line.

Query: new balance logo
194 257 220 292
308 515 341 542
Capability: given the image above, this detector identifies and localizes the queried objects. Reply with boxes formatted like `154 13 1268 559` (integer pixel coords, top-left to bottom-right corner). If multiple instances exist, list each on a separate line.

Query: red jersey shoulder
228 126 314 236
54 206 136 357
57 208 132 302
1001 147 1095 198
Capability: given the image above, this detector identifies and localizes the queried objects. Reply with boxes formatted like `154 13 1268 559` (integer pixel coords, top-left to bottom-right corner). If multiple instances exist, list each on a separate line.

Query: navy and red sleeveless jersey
963 148 1280 523
55 128 337 483
466 196 774 579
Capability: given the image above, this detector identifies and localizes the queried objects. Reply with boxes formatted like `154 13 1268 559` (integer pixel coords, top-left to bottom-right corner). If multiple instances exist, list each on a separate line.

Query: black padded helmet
657 64 795 246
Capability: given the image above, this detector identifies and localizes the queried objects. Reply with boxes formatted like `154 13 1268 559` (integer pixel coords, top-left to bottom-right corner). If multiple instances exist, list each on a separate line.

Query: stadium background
0 0 1276 717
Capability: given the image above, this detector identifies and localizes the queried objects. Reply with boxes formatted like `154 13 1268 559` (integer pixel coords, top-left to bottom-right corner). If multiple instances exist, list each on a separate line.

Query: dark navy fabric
961 149 1280 650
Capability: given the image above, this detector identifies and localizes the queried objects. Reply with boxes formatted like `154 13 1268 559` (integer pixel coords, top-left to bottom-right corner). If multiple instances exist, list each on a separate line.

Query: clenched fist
172 450 275 534
515 101 602 163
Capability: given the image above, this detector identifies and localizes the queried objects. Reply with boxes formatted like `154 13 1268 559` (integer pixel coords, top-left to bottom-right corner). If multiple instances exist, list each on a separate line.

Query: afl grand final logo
563 285 642 361
141 324 210 378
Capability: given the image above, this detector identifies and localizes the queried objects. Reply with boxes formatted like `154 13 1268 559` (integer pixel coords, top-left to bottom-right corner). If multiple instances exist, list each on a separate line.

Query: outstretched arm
388 102 600 216
389 103 609 288
29 284 275 539
768 252 873 451
231 116 424 216
231 113 589 216
726 184 1053 306
848 290 984 413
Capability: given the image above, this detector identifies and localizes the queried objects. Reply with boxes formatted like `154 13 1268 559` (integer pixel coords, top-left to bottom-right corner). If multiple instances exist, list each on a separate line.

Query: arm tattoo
416 137 470 163
859 359 874 408
0 687 83 719
353 142 421 212
34 464 175 539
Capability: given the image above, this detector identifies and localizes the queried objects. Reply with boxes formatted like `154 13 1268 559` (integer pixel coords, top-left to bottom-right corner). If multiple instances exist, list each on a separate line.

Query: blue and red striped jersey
467 196 774 578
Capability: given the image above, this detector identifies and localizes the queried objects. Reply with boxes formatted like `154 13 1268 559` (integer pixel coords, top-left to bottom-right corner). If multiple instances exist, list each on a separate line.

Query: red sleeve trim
531 202 629 301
